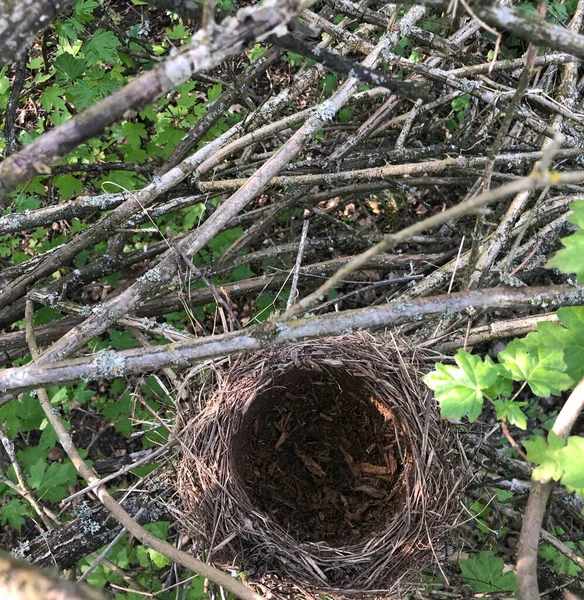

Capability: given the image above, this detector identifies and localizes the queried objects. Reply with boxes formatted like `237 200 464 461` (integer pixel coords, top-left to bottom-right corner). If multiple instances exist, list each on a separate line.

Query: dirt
232 367 406 545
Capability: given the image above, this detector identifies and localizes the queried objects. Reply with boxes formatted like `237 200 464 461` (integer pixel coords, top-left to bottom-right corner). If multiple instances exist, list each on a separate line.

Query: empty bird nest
177 332 467 596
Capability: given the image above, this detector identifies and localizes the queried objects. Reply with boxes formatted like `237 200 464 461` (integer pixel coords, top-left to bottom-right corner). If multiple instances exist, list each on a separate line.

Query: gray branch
0 285 582 398
0 0 73 67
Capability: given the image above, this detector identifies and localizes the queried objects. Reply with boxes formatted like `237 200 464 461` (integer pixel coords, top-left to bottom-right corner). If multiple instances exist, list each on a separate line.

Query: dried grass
177 332 467 595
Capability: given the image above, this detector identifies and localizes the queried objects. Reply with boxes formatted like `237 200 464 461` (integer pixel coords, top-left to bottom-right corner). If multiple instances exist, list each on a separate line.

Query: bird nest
177 333 467 595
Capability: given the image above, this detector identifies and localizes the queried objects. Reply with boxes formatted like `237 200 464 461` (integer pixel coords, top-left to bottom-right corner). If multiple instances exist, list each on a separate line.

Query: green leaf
497 339 573 397
422 350 500 422
109 329 139 350
0 65 10 95
137 546 172 569
207 83 223 103
549 2 569 22
28 458 47 489
183 203 206 230
1 499 29 530
209 227 244 257
82 564 110 589
556 435 584 489
36 461 78 502
166 23 190 40
119 122 148 149
322 73 339 94
249 44 267 61
547 201 584 283
484 369 514 398
283 51 304 66
40 85 67 113
526 307 584 384
27 57 44 70
451 94 471 111
13 195 41 210
494 399 528 430
55 53 85 80
144 521 170 539
74 0 99 23
338 107 353 123
84 30 121 65
524 432 565 483
68 80 100 110
54 174 83 199
540 543 582 576
459 551 517 594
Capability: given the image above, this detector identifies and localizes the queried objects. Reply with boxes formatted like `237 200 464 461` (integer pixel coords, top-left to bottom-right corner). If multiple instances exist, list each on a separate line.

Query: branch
282 166 584 319
517 377 584 600
195 149 584 192
0 0 73 67
476 3 584 59
23 301 263 600
268 33 432 100
0 551 103 600
0 285 582 397
0 0 312 200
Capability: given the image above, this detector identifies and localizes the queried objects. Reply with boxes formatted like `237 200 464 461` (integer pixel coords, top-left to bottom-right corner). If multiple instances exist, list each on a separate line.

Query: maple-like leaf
547 201 584 283
524 432 565 483
497 340 573 397
524 307 584 384
459 551 518 594
494 399 527 430
556 436 584 489
423 350 501 422
84 30 121 65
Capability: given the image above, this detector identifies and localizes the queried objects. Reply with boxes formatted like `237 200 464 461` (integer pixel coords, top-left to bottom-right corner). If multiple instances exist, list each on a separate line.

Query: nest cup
178 333 465 594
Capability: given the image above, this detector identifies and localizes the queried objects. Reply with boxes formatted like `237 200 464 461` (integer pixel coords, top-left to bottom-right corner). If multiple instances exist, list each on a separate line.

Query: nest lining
178 333 465 593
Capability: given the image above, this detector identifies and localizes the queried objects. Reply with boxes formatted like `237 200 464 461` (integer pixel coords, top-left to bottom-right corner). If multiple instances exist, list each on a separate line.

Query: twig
1 285 582 397
195 149 583 192
427 313 559 351
448 235 465 294
282 164 584 320
23 300 264 600
286 220 310 310
500 418 530 464
517 376 584 600
4 52 28 156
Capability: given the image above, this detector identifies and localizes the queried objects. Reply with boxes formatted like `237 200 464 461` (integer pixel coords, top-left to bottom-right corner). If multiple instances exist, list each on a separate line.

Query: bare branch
0 0 313 200
0 285 582 397
0 0 73 67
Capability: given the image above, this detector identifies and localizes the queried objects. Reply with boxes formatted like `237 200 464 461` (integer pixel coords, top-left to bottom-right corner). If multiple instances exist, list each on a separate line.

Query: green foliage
322 73 339 94
446 94 471 132
28 458 79 503
540 543 583 576
1 499 29 530
424 261 584 498
497 339 573 397
249 44 267 61
547 201 584 283
516 1 574 23
422 350 505 422
283 51 305 67
523 307 584 385
524 431 566 482
555 435 584 489
84 30 122 65
494 398 528 429
459 551 518 594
